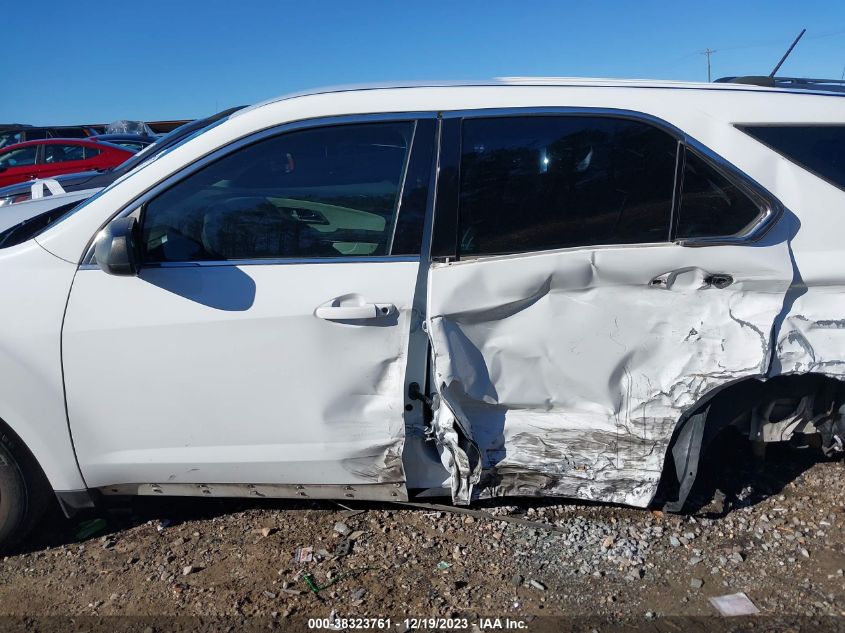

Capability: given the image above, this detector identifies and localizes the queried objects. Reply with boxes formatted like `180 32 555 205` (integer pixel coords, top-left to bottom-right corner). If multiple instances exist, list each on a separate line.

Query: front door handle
315 295 395 321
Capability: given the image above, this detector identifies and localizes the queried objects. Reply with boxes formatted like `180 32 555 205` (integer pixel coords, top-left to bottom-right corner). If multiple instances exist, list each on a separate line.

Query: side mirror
94 216 140 276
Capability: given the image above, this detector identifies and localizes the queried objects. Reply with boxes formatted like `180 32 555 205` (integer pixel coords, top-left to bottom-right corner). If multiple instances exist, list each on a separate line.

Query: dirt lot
0 439 843 632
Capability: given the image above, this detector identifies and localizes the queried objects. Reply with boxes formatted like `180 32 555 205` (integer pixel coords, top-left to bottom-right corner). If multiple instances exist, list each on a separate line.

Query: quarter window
676 150 763 239
141 121 414 263
457 116 678 256
740 125 845 191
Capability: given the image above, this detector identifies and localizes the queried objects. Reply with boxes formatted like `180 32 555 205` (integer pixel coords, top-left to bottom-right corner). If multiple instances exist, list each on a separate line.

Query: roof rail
715 76 845 94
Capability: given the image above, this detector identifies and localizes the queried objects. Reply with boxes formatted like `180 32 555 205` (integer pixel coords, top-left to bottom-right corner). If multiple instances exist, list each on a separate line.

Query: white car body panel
426 237 794 505
0 79 837 504
0 242 84 490
63 261 417 492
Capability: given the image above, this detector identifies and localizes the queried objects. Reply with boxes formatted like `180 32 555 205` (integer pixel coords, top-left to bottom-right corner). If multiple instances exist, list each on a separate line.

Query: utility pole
702 48 716 82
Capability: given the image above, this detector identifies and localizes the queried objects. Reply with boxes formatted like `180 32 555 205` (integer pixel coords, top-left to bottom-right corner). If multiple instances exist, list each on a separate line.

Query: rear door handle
705 273 733 289
315 295 395 321
649 271 734 289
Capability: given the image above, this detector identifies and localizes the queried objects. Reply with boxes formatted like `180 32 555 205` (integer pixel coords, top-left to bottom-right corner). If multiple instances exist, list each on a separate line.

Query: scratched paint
425 241 794 506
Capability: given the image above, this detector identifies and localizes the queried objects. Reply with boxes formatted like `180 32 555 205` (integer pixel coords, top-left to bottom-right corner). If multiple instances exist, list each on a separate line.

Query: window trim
80 112 439 267
433 107 783 260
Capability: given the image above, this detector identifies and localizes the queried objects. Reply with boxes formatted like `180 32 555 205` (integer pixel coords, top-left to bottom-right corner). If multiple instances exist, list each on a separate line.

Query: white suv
1 78 844 550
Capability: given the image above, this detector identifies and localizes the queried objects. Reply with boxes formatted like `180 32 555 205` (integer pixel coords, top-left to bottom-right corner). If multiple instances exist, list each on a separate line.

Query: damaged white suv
2 78 845 550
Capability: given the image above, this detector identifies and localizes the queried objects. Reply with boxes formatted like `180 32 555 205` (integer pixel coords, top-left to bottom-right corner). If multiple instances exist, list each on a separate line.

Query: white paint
0 241 85 490
62 262 417 489
426 238 793 506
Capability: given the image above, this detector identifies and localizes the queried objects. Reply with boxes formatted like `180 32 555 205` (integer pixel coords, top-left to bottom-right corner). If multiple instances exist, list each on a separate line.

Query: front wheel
0 429 49 554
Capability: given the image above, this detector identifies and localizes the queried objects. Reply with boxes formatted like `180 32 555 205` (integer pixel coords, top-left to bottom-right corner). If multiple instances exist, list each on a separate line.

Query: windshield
113 111 237 177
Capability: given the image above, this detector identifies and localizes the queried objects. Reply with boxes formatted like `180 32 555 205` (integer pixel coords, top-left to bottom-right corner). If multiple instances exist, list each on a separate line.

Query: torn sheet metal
426 241 793 506
773 288 845 377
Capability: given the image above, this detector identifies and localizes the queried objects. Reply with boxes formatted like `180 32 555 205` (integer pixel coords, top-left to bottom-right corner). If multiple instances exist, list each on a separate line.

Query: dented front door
424 112 793 506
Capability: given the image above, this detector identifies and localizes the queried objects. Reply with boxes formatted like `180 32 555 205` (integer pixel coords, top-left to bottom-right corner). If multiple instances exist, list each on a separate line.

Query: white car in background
1 78 844 551
0 182 102 233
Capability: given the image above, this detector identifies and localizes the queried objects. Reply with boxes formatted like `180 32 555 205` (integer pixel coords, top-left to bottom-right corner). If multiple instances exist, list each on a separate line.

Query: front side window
44 144 86 163
0 146 37 168
141 121 414 263
84 146 102 159
676 151 764 239
740 125 845 191
457 116 678 256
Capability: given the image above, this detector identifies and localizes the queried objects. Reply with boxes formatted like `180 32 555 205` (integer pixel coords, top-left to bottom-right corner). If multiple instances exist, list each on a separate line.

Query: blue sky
3 0 844 125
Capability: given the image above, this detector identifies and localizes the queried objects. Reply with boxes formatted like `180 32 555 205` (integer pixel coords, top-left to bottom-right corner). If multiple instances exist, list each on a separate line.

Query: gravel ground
0 439 843 632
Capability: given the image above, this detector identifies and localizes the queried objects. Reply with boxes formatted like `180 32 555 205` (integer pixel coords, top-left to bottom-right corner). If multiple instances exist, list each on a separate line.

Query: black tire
0 428 50 554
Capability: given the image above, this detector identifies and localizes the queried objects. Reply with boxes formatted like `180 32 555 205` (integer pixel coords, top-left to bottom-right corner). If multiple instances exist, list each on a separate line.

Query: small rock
669 536 681 547
690 578 704 589
259 527 277 538
729 552 745 563
333 522 350 536
511 574 524 587
351 587 366 601
182 565 200 576
263 590 276 599
529 580 546 591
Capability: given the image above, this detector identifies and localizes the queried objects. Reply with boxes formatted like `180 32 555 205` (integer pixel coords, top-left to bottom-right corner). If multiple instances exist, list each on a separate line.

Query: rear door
39 143 90 179
425 111 793 506
63 116 436 498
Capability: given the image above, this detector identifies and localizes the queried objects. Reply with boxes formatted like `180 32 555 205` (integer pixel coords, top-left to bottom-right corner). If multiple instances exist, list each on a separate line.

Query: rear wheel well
658 373 845 512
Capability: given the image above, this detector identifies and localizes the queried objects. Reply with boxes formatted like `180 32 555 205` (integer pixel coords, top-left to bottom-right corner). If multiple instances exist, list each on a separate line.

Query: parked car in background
0 139 134 188
0 106 242 207
0 125 100 149
0 78 844 552
88 134 157 152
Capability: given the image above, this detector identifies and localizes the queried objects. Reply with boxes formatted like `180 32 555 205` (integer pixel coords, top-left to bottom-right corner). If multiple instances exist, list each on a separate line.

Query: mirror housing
94 217 140 276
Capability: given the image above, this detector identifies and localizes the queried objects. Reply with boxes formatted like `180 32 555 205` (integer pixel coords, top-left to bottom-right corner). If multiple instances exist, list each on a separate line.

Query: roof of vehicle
0 138 133 152
235 76 845 117
90 134 157 142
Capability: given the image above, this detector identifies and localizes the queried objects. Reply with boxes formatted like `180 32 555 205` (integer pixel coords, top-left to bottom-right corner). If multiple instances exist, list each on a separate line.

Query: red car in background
0 139 134 188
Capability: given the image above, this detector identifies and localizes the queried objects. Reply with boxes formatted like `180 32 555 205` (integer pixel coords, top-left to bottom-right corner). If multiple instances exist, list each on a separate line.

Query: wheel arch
657 371 845 511
0 410 86 496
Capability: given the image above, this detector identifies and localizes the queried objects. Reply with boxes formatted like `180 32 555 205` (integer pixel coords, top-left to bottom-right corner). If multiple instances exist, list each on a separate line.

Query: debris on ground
709 592 760 616
75 518 107 540
0 443 841 622
294 546 313 563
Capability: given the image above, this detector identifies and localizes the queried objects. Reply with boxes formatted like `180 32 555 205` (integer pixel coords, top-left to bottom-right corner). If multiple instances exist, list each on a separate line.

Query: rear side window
457 116 678 256
741 125 845 191
141 121 414 262
44 144 86 163
676 151 764 239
